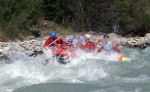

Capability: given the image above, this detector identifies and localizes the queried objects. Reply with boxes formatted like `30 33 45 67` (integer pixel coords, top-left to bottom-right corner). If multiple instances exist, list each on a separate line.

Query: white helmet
85 34 91 39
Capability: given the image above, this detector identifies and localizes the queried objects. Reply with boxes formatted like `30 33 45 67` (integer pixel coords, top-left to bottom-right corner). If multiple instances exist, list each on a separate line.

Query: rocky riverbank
0 33 150 59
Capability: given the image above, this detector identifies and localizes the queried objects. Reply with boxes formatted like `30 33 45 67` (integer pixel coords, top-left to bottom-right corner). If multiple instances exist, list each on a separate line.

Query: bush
0 0 43 39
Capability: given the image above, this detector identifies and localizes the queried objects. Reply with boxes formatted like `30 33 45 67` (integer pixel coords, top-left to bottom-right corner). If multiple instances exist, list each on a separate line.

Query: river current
0 47 150 92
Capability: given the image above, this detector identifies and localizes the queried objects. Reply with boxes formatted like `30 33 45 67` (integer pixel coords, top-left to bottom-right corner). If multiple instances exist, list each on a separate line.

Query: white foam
0 47 146 92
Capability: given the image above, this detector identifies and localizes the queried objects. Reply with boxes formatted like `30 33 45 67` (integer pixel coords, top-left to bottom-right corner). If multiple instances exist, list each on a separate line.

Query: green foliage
0 0 150 39
42 0 150 35
43 0 73 23
0 0 43 39
143 15 150 30
115 0 149 35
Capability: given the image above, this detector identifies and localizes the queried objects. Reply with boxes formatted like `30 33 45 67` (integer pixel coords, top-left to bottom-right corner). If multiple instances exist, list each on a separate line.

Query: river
0 47 150 92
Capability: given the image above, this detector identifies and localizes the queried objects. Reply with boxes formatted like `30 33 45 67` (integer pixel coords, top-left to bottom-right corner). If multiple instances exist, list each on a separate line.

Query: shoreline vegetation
0 0 150 40
0 0 150 58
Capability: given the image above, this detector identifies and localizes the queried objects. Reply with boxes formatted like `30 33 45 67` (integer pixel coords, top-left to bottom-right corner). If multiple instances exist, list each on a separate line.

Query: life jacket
114 47 120 53
60 43 76 58
98 39 103 43
98 44 120 54
44 37 63 47
55 49 69 56
81 41 95 52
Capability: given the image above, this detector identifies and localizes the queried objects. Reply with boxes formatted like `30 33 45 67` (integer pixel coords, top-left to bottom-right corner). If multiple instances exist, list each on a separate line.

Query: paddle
47 38 60 47
29 50 44 58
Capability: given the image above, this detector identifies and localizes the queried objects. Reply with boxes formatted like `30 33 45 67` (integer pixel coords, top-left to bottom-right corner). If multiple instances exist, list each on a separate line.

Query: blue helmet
78 39 83 43
105 44 113 50
68 38 73 43
50 32 56 37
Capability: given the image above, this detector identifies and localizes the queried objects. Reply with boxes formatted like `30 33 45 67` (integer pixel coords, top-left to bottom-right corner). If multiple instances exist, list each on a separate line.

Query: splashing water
0 47 150 92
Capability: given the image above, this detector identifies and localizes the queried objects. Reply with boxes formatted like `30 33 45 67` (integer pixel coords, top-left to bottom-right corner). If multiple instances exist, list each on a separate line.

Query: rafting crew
79 34 96 52
97 34 120 53
28 31 130 63
43 32 121 58
44 32 120 53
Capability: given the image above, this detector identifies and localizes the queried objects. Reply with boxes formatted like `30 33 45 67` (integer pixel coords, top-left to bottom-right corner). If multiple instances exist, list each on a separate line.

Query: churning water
0 47 150 92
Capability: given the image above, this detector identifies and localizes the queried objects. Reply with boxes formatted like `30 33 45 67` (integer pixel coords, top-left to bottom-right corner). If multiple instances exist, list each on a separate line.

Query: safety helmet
105 44 113 50
78 39 83 43
103 34 109 38
85 34 91 39
68 38 73 43
50 32 56 37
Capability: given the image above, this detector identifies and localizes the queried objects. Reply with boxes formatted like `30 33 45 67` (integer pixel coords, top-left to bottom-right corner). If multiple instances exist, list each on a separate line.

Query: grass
41 26 74 37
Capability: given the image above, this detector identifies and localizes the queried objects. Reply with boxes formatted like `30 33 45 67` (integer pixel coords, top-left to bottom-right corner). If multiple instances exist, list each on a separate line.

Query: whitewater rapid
0 47 150 92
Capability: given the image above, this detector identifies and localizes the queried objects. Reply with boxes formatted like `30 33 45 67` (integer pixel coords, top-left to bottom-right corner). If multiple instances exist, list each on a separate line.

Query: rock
108 33 121 43
145 33 150 44
34 46 42 51
42 40 45 45
0 49 3 53
0 44 3 49
120 38 127 43
29 39 36 44
15 44 25 51
4 47 11 51
33 41 41 46
108 33 119 38
26 35 35 40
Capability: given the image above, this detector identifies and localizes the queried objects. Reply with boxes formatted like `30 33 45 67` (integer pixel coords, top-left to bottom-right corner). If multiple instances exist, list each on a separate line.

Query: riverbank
0 32 150 59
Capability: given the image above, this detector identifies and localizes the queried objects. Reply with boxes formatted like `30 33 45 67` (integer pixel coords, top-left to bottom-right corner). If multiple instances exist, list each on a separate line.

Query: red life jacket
44 37 63 47
114 47 120 53
80 41 95 52
54 49 69 56
59 43 76 58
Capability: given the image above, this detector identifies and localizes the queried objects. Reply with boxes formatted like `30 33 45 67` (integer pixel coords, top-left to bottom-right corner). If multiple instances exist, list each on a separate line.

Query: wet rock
33 41 41 46
15 44 25 51
26 35 35 40
145 33 150 44
3 47 11 51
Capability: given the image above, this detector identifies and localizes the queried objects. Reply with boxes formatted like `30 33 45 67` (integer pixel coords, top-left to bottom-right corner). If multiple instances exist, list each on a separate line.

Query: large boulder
145 33 150 43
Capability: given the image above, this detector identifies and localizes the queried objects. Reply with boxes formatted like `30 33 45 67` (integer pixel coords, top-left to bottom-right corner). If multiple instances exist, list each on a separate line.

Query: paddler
76 38 84 48
80 34 96 52
44 31 63 47
97 34 120 53
60 38 76 58
44 31 64 52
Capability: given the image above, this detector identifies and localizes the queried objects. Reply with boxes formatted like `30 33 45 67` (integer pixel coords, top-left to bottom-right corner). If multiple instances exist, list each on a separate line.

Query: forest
0 0 150 39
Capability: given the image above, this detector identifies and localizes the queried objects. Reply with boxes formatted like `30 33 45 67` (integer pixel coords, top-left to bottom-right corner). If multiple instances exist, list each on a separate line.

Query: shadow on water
13 82 150 92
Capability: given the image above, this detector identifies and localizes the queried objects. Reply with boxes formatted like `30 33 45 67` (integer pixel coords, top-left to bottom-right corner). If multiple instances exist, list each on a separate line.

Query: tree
0 0 43 39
